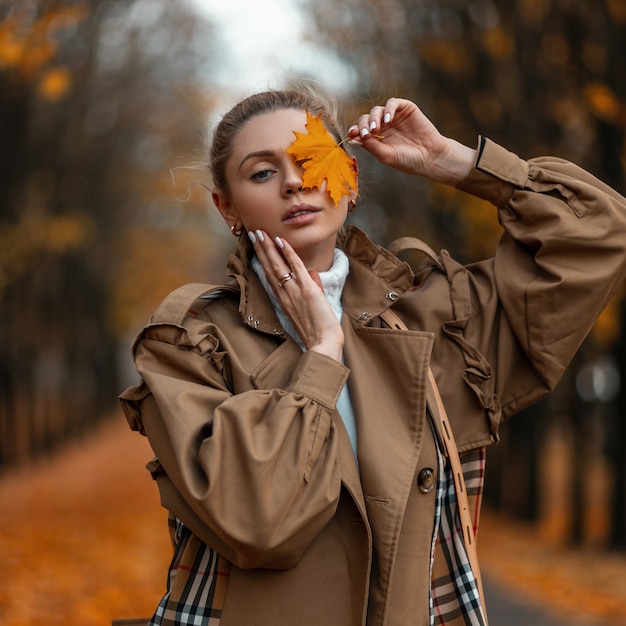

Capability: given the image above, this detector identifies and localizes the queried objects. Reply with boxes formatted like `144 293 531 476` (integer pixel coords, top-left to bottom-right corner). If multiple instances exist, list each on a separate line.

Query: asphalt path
483 575 607 626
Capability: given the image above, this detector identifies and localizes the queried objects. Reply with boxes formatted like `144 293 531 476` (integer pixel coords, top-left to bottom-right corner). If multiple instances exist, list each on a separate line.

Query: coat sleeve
120 322 348 570
457 137 626 418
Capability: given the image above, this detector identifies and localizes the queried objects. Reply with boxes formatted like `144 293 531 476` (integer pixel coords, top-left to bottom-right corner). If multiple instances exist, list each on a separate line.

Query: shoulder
149 282 240 327
128 282 241 358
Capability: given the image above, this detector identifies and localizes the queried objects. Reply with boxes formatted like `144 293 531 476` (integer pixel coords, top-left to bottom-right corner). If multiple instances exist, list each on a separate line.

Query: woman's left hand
348 97 476 186
249 230 345 362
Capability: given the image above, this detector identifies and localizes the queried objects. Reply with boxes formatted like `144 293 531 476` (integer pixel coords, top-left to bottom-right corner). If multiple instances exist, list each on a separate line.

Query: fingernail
369 121 377 131
275 236 284 249
248 231 256 244
348 125 358 134
383 113 391 124
255 229 265 243
360 127 369 138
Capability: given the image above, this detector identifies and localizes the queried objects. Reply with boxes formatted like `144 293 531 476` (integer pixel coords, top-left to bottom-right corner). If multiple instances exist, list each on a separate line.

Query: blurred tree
614 300 626 546
303 0 626 545
0 0 222 467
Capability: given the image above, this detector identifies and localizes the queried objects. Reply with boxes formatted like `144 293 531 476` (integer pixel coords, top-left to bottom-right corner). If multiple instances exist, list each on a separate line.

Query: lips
282 203 321 223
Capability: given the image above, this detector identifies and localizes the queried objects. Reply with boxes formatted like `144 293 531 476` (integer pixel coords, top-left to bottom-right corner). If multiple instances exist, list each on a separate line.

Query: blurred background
0 0 625 624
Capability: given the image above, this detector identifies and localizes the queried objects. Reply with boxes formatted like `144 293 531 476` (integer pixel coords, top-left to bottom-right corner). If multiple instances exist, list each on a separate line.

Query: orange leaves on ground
0 416 170 626
286 111 358 206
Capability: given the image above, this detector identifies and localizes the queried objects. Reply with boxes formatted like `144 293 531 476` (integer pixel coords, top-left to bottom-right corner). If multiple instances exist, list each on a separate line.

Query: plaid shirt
149 516 230 626
147 446 487 626
431 447 487 626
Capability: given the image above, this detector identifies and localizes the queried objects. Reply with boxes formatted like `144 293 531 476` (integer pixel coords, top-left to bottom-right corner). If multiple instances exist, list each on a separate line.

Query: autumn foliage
0 5 86 100
286 111 358 205
0 417 169 625
0 0 221 468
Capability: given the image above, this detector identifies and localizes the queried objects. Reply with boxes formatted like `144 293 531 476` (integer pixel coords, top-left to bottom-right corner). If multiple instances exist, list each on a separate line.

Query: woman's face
213 108 353 271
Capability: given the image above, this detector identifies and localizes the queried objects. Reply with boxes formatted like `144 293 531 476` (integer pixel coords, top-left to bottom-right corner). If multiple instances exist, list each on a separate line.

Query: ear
212 189 239 224
350 157 359 200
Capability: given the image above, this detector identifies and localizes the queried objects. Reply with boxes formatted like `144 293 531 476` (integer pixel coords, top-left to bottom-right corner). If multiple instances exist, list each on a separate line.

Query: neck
293 238 337 271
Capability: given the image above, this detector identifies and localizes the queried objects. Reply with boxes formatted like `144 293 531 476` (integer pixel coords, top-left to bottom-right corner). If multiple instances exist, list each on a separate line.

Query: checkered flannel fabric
148 517 231 626
430 447 487 626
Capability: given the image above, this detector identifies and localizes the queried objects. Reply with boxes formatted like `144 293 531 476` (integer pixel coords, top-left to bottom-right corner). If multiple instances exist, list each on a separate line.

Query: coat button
417 467 435 493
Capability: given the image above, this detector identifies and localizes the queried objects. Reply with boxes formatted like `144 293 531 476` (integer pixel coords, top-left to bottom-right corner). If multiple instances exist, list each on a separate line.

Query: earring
348 200 357 213
230 225 243 237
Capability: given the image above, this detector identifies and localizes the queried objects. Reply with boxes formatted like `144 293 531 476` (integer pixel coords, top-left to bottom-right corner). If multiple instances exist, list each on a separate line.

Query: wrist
428 139 476 186
308 338 344 362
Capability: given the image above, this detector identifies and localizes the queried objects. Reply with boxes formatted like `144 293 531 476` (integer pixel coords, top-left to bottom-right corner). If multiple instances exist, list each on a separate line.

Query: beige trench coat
120 138 626 626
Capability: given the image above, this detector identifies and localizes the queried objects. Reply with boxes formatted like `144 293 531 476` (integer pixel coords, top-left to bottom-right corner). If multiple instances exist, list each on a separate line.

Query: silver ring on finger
278 272 295 287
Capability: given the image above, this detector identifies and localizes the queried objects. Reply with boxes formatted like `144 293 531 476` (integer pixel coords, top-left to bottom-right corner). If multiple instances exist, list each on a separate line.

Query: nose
282 159 304 196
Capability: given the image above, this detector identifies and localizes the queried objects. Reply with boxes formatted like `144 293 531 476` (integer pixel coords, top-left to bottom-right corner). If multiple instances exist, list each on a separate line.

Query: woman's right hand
250 230 344 362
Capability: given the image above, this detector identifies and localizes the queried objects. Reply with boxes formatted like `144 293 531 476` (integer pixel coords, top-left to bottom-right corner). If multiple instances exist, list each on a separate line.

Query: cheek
337 207 349 225
230 187 276 227
228 182 256 208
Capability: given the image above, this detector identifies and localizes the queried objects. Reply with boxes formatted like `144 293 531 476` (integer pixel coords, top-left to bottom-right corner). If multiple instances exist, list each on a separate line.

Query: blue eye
251 168 274 181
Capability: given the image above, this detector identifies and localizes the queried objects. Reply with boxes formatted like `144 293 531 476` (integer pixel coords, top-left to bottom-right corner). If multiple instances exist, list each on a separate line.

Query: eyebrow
238 150 277 170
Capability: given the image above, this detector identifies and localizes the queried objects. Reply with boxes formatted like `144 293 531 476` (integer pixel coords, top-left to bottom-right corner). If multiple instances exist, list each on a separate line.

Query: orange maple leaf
286 111 358 206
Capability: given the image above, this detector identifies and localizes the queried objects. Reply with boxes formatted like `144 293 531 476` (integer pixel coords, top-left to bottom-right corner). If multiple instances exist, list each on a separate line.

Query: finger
350 106 384 140
366 105 386 135
249 229 272 273
357 135 397 165
352 112 372 140
383 98 423 131
348 98 415 141
274 238 326 296
250 230 293 288
277 271 296 288
273 237 309 279
380 97 403 127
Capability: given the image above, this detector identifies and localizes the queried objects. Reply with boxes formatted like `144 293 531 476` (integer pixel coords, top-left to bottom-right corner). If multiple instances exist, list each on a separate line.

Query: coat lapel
343 318 434 504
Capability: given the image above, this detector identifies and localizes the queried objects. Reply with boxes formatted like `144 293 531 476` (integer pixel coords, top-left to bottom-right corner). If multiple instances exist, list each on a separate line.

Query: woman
119 88 626 626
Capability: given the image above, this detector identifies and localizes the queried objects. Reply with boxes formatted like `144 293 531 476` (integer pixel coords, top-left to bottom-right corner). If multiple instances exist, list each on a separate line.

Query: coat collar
338 226 414 324
226 235 284 337
225 226 415 335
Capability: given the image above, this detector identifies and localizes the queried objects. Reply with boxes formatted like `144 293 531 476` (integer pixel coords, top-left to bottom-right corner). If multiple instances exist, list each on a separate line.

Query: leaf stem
338 134 384 147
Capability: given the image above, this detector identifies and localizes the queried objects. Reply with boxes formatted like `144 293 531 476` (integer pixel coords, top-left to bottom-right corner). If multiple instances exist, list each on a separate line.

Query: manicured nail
360 127 369 138
248 231 256 244
274 236 284 249
369 120 377 131
255 229 265 243
383 112 391 124
348 125 358 134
